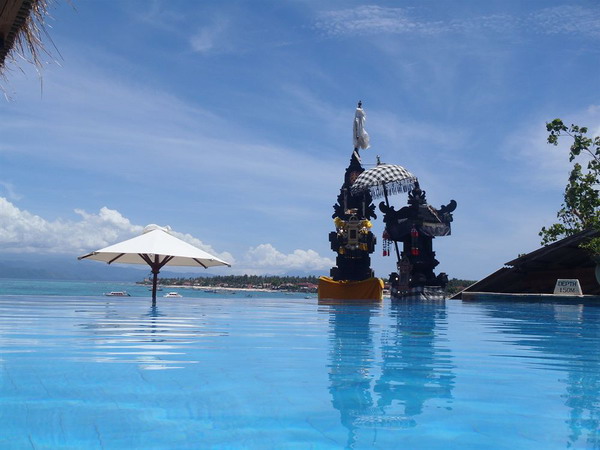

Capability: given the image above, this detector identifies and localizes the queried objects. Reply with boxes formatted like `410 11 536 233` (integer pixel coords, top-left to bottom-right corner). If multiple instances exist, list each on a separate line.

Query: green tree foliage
149 275 320 290
539 119 600 247
445 278 476 295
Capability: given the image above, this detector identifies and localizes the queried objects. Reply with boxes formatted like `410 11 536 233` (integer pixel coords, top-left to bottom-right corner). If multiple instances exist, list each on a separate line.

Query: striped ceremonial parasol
350 163 418 200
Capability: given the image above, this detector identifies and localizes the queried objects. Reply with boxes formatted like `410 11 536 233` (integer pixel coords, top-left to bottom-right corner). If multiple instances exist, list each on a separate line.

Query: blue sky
1 0 599 280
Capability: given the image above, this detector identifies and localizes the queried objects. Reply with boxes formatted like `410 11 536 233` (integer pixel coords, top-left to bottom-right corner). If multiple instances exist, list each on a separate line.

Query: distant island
138 275 474 295
139 275 321 293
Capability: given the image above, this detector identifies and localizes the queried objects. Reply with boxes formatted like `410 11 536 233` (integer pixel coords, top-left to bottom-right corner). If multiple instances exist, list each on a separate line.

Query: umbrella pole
151 268 159 307
383 184 401 265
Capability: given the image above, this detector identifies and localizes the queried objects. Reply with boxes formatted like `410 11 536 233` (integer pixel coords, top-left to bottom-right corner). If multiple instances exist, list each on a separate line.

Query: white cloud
586 105 600 137
190 18 229 54
135 0 187 30
503 105 600 190
315 5 517 36
315 6 441 36
0 198 229 260
532 5 600 38
0 181 22 201
167 229 235 265
243 243 334 274
315 4 600 38
0 197 142 254
0 197 334 274
2 58 341 217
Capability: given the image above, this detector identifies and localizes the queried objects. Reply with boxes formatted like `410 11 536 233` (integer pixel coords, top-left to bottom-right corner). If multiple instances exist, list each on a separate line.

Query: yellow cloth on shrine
317 276 384 301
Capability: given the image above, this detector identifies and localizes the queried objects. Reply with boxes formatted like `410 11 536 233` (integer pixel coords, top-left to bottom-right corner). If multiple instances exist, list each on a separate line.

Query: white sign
553 279 583 296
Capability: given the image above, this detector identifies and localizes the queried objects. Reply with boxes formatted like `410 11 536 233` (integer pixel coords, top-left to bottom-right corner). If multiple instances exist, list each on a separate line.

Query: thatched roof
454 229 600 298
0 0 49 74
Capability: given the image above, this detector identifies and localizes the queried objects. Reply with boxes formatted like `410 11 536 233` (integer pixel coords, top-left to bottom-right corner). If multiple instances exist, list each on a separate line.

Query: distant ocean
0 279 145 297
0 278 307 299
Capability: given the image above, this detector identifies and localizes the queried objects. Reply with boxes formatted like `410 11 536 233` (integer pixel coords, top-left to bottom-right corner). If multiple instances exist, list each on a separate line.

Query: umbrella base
391 285 446 301
317 276 384 301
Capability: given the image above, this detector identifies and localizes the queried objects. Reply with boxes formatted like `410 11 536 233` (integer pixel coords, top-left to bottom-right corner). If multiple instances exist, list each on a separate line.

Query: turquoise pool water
0 282 598 448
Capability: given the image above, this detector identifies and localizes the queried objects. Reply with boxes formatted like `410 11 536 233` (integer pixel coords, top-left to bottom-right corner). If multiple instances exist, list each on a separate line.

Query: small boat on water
104 291 131 297
204 289 218 293
164 292 182 298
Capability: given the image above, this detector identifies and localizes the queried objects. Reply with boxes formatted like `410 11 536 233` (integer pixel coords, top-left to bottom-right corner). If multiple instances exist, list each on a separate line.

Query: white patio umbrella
78 224 231 305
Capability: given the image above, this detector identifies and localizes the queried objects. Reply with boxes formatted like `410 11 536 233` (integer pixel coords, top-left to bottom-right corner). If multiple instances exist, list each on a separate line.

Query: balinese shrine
317 103 457 301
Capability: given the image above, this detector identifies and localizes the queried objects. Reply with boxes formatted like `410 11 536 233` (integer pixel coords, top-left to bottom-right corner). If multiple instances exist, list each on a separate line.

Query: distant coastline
162 285 278 293
139 275 320 293
139 275 476 295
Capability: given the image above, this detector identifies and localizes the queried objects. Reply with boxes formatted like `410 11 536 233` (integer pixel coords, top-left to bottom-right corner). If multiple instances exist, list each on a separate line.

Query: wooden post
151 269 158 306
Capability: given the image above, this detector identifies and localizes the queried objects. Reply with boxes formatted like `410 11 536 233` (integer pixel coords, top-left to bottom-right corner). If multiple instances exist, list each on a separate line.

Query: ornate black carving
332 151 377 221
328 151 378 281
380 181 457 294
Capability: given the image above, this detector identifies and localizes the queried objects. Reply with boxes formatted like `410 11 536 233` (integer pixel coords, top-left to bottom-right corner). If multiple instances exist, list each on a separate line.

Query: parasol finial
358 100 362 108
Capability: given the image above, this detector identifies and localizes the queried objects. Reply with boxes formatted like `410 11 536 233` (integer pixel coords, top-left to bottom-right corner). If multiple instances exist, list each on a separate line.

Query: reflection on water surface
0 293 598 448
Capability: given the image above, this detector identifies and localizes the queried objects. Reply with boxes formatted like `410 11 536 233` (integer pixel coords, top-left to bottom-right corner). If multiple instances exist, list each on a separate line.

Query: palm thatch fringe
0 0 51 76
368 178 418 200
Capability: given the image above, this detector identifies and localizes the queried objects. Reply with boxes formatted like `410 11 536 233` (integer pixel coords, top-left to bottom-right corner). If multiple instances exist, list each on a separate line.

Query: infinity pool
0 294 598 449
